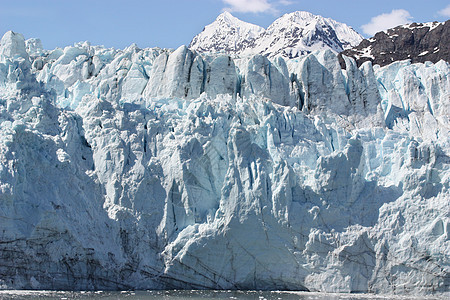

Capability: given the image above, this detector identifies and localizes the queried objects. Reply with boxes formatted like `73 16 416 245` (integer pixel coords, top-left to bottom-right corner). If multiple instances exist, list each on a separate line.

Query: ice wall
0 31 448 295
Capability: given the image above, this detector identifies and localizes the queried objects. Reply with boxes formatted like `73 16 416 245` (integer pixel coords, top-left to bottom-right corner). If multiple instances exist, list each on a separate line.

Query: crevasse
0 31 448 295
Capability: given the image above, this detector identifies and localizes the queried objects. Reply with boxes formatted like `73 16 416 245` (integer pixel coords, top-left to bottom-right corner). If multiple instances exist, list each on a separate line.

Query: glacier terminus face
0 31 449 295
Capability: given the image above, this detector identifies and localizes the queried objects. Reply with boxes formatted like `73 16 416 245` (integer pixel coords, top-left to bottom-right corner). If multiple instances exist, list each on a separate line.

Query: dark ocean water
0 290 444 300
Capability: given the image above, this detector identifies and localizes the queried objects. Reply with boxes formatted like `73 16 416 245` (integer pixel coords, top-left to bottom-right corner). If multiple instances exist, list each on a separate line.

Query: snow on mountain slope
0 31 449 295
189 12 265 54
190 11 363 58
249 11 363 58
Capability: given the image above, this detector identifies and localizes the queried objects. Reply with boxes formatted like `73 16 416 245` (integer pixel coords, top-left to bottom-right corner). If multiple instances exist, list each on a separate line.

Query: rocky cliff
339 20 450 67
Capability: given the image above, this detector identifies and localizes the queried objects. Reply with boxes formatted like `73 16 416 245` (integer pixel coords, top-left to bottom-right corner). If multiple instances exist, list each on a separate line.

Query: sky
0 0 449 50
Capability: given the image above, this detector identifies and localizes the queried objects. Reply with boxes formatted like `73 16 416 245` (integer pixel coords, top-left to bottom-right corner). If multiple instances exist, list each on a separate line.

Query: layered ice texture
0 31 449 295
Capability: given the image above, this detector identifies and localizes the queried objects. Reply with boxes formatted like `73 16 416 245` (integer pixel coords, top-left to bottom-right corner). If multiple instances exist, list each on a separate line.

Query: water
0 290 443 300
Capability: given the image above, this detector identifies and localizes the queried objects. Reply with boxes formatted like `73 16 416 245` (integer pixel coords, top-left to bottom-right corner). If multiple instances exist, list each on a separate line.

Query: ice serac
374 59 449 144
239 54 294 106
0 31 449 296
0 31 29 59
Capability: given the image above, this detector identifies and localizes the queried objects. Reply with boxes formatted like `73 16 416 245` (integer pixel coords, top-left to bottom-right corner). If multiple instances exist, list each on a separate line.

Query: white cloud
438 4 450 17
222 0 293 14
223 0 274 13
278 0 294 5
361 9 413 36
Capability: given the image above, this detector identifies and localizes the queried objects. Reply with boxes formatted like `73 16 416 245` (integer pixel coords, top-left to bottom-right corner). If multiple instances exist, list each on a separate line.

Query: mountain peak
189 12 264 53
190 11 363 58
285 10 316 20
216 11 237 22
213 11 263 34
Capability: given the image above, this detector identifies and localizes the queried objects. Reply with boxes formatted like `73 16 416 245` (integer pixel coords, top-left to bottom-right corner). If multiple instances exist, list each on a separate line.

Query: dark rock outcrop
339 20 449 68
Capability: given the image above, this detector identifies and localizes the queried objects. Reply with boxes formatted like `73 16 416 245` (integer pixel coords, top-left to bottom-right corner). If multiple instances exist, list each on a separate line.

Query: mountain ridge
189 11 265 54
189 11 363 58
339 20 450 67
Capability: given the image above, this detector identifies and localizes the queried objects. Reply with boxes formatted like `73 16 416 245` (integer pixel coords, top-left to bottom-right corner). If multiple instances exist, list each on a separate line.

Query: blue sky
1 0 449 50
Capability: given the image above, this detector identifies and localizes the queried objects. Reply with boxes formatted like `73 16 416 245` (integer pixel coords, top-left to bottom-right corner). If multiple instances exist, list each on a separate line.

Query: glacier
0 31 449 295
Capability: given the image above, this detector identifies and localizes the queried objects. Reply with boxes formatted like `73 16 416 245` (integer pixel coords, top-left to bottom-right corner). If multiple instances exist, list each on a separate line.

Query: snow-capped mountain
190 11 363 58
0 29 449 295
340 20 450 67
189 11 264 54
248 11 363 58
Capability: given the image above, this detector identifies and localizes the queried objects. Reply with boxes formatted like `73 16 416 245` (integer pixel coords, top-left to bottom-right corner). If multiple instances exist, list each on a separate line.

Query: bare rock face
339 20 450 68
